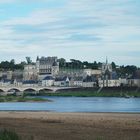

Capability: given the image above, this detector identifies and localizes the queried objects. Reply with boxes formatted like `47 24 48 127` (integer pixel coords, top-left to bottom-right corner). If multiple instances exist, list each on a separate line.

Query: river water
0 97 140 113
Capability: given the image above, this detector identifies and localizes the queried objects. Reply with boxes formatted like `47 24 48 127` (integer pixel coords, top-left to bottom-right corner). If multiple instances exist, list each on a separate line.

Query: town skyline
0 0 139 66
0 56 139 68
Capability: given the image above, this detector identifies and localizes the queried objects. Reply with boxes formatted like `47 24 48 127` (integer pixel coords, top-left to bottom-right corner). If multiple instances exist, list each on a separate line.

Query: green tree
58 58 66 67
111 62 116 70
92 61 98 69
26 57 32 64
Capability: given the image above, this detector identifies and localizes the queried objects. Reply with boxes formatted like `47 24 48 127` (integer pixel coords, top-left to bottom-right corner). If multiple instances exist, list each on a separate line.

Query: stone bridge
0 85 78 93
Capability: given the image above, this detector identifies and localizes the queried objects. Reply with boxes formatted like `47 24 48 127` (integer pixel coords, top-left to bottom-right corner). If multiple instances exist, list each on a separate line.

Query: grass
0 129 34 140
0 129 19 140
36 91 140 97
1 90 140 99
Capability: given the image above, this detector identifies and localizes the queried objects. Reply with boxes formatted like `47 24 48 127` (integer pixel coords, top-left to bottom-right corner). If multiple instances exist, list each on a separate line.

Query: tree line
0 57 139 78
58 58 139 77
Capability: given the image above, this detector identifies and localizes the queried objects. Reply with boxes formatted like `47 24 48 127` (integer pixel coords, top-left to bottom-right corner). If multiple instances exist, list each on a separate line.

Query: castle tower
36 56 40 74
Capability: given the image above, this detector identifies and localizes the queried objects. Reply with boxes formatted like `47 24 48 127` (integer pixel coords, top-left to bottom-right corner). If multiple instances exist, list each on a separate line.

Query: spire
106 56 108 64
36 56 39 61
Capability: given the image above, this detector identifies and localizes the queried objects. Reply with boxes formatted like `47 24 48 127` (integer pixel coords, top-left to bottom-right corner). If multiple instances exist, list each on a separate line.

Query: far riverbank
32 87 140 97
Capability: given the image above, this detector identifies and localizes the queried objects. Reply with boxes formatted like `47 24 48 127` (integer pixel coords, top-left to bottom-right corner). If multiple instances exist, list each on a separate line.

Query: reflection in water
0 97 140 112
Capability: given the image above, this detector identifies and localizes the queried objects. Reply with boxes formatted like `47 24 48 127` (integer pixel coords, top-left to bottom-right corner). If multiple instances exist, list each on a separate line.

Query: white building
42 76 55 87
82 82 96 87
120 78 128 86
82 76 97 87
54 76 70 87
73 77 83 87
83 69 101 76
99 79 120 87
127 79 140 87
13 79 23 87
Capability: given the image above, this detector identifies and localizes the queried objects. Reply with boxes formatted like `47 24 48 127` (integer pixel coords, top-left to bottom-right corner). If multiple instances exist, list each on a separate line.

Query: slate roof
112 71 118 79
23 80 38 84
43 76 54 80
55 76 71 82
2 79 12 83
83 76 96 82
73 76 83 81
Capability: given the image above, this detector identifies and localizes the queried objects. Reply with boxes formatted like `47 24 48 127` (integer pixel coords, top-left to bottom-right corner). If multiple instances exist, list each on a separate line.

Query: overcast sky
0 0 139 66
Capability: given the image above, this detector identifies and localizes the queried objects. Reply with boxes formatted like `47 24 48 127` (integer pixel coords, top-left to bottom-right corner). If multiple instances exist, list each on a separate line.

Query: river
0 97 140 113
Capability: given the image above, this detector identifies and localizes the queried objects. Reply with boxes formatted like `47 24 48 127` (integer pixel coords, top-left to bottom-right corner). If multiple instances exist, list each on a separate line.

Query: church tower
102 57 112 87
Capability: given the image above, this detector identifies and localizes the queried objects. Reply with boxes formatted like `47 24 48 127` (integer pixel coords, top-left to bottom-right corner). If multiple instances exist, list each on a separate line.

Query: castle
23 56 59 80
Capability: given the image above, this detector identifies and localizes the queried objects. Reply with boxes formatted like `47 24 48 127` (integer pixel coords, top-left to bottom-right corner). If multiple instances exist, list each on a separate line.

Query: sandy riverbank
0 112 140 140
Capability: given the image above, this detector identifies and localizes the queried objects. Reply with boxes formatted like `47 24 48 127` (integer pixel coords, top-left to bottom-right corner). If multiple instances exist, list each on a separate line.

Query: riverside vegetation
35 89 140 97
37 87 140 97
0 95 51 102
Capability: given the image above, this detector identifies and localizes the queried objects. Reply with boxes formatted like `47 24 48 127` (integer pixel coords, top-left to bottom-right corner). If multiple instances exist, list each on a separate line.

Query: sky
0 0 140 66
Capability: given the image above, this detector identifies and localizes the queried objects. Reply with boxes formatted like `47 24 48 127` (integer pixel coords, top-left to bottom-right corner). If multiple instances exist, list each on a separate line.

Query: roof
2 79 11 83
43 76 54 80
112 71 118 80
55 77 64 81
23 80 38 84
83 76 96 82
133 70 140 79
73 76 83 81
55 76 71 82
52 61 58 66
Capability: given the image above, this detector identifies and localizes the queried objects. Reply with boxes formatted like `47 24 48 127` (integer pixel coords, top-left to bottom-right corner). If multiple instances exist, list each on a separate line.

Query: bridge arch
0 89 5 92
23 88 37 92
39 88 54 93
7 88 21 92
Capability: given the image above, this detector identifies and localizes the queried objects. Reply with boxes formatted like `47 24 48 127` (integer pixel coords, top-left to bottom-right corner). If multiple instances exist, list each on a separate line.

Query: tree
10 59 15 65
111 62 116 70
58 58 66 67
83 61 89 69
70 59 83 69
26 57 32 64
116 65 137 78
92 61 98 69
0 61 10 70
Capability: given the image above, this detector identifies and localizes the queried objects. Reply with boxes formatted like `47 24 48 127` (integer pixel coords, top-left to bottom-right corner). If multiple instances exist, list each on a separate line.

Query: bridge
0 85 78 94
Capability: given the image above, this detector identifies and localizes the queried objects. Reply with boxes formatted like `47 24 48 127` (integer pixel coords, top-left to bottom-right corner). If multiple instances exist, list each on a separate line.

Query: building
7 71 13 80
36 56 59 80
23 64 37 80
101 58 112 87
83 75 97 87
54 76 70 87
73 77 83 87
12 70 23 81
99 79 120 87
0 79 11 86
13 79 23 87
83 69 101 76
42 76 55 87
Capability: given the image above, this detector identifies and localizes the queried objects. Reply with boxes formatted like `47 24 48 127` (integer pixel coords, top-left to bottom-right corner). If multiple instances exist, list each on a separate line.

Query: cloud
0 0 15 3
0 0 139 66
